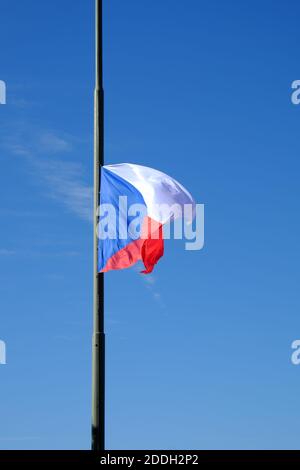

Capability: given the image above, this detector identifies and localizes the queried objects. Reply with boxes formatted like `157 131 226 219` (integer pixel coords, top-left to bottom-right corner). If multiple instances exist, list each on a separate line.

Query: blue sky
1 0 300 450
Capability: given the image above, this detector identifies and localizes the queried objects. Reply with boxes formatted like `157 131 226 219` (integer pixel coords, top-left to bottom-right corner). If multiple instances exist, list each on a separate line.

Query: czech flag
98 163 195 274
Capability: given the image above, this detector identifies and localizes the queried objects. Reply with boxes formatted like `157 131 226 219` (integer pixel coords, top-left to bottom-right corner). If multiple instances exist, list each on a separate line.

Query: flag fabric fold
98 163 195 274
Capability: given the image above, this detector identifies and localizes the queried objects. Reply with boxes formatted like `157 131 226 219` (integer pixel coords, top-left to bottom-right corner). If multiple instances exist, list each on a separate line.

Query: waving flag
98 163 195 274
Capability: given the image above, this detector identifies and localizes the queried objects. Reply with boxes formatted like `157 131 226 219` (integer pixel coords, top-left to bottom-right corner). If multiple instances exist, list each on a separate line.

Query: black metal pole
92 0 105 451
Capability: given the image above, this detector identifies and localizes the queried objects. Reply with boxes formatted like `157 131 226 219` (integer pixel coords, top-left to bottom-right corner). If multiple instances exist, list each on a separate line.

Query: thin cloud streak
133 264 165 307
34 158 93 221
0 249 16 256
2 125 93 222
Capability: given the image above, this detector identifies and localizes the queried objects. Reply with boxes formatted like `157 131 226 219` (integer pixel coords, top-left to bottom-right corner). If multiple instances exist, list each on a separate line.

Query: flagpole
92 0 105 451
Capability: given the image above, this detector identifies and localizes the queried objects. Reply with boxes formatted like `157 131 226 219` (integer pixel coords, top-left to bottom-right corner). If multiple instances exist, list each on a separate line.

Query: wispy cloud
0 249 16 256
6 143 31 157
4 129 73 156
134 264 166 308
38 132 73 154
2 125 93 221
152 290 166 309
142 274 156 286
34 158 93 221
